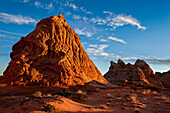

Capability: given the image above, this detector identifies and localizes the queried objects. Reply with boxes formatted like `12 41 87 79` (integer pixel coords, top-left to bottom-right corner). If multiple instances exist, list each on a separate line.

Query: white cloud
100 39 108 42
65 12 72 16
108 36 127 44
35 1 41 7
23 0 29 3
72 15 81 19
114 14 146 30
122 57 138 61
80 7 93 15
82 17 88 21
0 34 18 39
89 44 98 48
98 44 109 50
90 12 146 30
87 44 109 57
96 35 102 39
66 1 78 10
46 2 54 10
103 11 112 15
34 1 54 10
0 29 23 36
0 12 38 25
75 28 93 37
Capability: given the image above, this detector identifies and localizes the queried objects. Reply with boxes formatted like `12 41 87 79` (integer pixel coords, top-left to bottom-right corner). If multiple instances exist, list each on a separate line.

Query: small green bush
44 104 55 112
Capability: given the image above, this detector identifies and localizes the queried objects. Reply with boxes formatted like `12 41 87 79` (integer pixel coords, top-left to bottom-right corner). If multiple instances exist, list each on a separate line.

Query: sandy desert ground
0 81 169 113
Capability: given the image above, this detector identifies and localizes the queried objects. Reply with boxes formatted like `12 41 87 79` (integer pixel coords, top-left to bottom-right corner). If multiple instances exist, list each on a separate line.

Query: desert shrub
44 104 55 112
53 89 88 101
72 92 88 101
53 89 73 97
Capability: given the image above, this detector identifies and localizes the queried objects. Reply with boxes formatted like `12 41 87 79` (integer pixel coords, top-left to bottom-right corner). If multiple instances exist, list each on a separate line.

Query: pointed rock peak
2 14 108 86
110 61 116 66
134 59 147 66
117 59 125 66
36 14 67 27
126 63 133 68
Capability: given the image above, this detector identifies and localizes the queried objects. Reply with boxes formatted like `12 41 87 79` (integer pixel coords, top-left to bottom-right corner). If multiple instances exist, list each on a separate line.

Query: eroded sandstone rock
104 59 164 89
2 14 107 86
155 71 170 88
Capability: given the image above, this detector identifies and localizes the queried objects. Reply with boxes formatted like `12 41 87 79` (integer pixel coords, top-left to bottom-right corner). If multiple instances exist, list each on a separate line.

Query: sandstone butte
104 59 164 89
1 14 108 87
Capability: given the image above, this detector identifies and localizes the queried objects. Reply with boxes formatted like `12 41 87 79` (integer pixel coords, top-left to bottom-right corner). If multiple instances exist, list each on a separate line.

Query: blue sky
0 0 170 75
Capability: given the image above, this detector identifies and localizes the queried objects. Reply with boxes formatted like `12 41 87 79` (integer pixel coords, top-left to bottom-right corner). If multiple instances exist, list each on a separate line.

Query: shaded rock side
2 14 108 86
155 71 170 88
104 59 164 89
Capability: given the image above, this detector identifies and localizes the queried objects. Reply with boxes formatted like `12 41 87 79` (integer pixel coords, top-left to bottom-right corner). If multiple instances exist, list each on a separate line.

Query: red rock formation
134 59 164 89
2 14 107 86
104 59 146 85
104 59 164 89
155 71 170 88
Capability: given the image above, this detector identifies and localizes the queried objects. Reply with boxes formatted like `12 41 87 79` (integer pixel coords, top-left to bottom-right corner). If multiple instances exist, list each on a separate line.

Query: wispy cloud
120 56 170 65
103 11 112 15
66 1 78 10
122 57 138 61
72 15 81 19
74 28 93 37
65 1 93 15
0 12 38 25
0 29 24 36
80 7 93 15
65 12 72 16
35 1 54 10
90 11 146 30
108 36 127 44
87 44 109 57
146 59 170 65
23 0 29 3
100 39 108 42
114 14 147 30
0 34 18 39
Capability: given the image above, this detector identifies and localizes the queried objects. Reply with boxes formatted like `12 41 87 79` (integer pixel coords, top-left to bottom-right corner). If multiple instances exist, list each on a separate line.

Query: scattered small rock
121 107 127 110
134 108 141 113
32 91 42 97
99 105 108 109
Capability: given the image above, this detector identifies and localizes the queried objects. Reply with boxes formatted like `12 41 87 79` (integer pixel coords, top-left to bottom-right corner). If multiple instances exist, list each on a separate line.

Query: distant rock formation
104 59 164 89
155 71 170 88
2 14 107 86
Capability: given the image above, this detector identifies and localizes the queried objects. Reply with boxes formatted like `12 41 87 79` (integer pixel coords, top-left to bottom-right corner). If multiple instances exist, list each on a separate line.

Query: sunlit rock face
104 59 164 89
3 14 108 86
